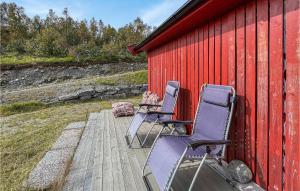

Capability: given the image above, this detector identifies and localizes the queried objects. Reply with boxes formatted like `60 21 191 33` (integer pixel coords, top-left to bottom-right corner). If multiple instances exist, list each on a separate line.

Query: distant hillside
0 2 153 64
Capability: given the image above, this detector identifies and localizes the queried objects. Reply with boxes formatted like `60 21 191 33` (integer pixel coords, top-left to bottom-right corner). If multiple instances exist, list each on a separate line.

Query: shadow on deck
62 110 237 191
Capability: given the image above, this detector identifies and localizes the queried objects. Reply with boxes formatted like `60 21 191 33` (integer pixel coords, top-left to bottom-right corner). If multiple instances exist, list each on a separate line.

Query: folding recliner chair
142 84 236 191
125 81 180 148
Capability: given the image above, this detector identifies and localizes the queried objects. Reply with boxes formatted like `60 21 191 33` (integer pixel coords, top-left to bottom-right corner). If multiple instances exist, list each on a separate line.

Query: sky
3 0 187 28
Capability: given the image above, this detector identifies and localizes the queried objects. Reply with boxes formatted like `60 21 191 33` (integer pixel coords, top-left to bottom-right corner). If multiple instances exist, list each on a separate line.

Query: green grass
0 97 141 191
96 70 148 85
0 101 48 116
0 55 75 65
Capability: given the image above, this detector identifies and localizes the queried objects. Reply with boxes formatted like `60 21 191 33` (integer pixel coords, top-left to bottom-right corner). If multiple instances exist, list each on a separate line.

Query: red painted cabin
129 0 299 190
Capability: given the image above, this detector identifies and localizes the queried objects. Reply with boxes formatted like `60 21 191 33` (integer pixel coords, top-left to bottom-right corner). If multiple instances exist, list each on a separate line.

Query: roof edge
131 0 205 54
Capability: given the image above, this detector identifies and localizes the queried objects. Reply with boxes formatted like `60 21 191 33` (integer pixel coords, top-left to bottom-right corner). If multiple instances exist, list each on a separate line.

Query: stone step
24 121 86 190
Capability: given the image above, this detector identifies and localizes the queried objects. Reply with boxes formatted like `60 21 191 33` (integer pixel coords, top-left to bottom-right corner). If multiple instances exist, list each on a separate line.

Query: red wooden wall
146 0 299 190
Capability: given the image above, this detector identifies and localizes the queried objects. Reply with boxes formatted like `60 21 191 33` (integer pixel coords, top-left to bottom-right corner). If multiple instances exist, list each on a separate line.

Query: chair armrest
139 103 162 107
162 120 193 125
147 111 174 115
188 140 231 150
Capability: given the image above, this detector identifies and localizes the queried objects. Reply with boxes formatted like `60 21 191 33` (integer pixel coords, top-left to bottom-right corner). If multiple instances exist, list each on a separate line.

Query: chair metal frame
142 84 236 191
125 81 180 148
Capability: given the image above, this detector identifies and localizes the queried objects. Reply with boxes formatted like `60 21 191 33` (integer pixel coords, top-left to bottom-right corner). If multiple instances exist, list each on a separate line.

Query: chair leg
188 153 208 191
142 161 152 191
125 114 147 148
170 128 175 135
136 133 143 145
125 135 131 147
142 125 165 179
143 124 166 169
165 147 189 191
141 121 157 147
125 134 136 148
125 108 140 137
142 175 151 191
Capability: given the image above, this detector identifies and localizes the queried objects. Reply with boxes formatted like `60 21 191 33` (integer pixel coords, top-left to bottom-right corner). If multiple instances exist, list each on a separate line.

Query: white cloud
140 0 186 27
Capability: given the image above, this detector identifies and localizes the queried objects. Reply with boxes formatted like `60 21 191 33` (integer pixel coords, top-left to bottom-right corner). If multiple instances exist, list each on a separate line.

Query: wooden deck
62 110 237 191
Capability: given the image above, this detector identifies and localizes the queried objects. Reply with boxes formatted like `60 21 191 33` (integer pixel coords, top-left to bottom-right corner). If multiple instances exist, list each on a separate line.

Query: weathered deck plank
63 110 238 191
90 113 104 191
108 110 126 191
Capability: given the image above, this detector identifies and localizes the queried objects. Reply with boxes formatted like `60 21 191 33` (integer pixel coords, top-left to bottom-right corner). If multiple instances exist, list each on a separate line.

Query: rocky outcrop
1 83 147 104
57 84 148 102
1 62 147 90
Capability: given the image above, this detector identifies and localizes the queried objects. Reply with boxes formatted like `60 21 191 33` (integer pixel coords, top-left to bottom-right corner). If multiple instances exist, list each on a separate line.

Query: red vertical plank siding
161 45 167 97
158 48 161 95
153 49 157 93
165 45 168 88
165 45 168 84
221 11 235 160
161 46 165 97
236 6 246 161
144 0 299 189
227 11 237 161
152 49 156 93
285 0 300 190
175 40 179 120
177 38 182 119
190 32 196 116
180 37 185 120
199 27 204 89
186 33 192 119
163 45 166 94
172 41 177 119
245 1 257 175
214 19 222 85
161 46 165 95
182 36 187 120
203 24 209 84
178 37 183 119
221 15 229 86
194 29 199 116
169 43 173 81
209 22 215 84
269 0 283 190
159 47 163 97
147 51 151 90
256 0 269 187
156 48 159 94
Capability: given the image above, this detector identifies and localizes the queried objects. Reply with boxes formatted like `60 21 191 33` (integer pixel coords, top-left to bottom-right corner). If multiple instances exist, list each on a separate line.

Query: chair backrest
192 84 236 157
159 81 180 121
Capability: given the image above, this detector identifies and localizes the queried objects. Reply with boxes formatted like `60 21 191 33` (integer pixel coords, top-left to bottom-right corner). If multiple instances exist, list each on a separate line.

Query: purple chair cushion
166 84 177 97
202 88 230 107
194 101 229 140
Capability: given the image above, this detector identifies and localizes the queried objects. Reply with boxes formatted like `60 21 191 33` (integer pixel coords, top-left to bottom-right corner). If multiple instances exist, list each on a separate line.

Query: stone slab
51 129 82 150
25 148 74 190
64 121 85 130
24 121 86 190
